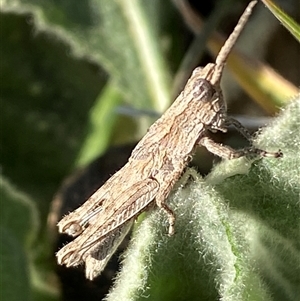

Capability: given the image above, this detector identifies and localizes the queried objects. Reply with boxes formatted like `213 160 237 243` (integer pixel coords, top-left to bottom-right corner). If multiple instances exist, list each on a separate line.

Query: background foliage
1 0 299 300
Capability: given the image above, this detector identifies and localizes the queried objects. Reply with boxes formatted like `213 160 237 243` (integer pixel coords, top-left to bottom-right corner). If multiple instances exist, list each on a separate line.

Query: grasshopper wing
57 178 159 267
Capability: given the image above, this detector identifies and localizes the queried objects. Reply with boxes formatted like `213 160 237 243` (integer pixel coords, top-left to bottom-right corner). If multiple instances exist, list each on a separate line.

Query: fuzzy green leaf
106 97 300 301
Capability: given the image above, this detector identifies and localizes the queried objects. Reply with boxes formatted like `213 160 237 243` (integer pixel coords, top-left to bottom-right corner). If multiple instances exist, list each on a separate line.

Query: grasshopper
56 0 282 280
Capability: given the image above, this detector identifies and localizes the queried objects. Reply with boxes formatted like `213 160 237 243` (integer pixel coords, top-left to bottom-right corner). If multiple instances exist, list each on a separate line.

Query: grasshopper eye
192 78 215 101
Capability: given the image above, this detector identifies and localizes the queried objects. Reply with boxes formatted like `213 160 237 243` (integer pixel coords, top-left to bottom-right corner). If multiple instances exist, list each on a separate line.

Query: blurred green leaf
0 227 32 301
0 176 39 250
261 0 300 42
75 81 122 167
2 0 171 112
0 177 59 301
0 11 105 205
0 177 39 301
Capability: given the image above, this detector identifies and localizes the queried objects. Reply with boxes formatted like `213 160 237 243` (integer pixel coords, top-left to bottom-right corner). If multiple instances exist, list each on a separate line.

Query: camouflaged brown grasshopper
56 0 282 280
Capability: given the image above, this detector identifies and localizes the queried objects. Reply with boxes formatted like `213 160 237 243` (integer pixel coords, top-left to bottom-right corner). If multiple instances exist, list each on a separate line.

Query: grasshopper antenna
211 0 257 85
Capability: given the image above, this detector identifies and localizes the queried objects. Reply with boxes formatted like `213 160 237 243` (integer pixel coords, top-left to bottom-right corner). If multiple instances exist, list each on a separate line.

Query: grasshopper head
188 64 228 133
